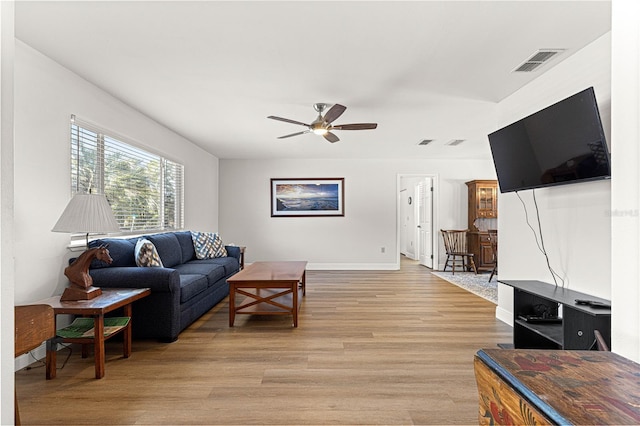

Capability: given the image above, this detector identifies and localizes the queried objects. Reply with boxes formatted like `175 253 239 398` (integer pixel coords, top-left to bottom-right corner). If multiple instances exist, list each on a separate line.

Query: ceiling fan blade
323 132 340 143
277 130 310 139
323 104 347 124
331 123 378 131
267 116 310 127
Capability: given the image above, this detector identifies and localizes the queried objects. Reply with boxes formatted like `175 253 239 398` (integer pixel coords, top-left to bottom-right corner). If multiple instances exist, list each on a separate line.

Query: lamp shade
52 193 120 234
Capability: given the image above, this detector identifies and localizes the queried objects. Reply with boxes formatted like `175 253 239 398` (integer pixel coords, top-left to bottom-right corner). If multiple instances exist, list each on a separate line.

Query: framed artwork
271 178 345 217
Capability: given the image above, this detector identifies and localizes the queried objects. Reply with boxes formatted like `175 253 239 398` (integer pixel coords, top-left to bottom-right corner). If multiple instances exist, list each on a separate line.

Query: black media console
500 280 611 350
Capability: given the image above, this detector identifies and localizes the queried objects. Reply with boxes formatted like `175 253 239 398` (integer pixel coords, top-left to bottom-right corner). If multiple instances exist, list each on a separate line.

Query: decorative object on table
271 178 344 217
267 103 377 143
52 192 120 301
59 245 113 301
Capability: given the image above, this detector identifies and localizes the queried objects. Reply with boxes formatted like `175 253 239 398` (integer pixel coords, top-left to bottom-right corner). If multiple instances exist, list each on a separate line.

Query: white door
417 177 433 268
400 189 409 256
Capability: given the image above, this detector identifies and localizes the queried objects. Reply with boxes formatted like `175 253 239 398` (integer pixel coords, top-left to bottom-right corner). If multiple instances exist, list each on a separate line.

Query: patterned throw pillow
134 238 164 267
191 231 227 259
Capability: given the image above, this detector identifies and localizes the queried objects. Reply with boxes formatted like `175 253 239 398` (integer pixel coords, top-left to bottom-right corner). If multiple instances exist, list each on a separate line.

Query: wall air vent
418 139 434 146
513 49 565 72
446 139 466 146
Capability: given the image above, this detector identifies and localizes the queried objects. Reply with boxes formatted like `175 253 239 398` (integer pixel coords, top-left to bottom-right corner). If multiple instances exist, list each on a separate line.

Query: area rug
431 271 498 304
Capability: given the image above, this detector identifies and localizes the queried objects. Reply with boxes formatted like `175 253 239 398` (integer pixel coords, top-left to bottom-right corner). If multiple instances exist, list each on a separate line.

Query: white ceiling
15 1 611 160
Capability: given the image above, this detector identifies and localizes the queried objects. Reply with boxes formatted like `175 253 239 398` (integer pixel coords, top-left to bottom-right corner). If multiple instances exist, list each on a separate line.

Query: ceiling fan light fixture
268 103 377 142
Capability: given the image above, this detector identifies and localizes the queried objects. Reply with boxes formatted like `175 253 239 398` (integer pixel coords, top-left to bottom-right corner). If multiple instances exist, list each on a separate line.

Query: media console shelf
500 280 611 350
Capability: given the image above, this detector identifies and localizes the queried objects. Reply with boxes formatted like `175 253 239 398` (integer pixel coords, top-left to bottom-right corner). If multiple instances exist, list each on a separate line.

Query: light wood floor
15 257 512 425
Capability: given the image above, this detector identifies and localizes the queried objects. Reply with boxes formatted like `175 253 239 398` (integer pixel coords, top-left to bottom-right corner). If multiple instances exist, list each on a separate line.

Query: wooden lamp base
60 286 102 302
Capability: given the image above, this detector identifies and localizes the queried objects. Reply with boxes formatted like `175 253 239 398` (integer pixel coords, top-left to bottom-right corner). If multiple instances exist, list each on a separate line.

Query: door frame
396 174 439 270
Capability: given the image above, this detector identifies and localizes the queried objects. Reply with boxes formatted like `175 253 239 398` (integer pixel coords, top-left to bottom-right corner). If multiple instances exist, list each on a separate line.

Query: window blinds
70 117 184 235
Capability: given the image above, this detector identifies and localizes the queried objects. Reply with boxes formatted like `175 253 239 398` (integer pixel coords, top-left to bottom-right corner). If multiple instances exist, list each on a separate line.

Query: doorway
398 174 438 270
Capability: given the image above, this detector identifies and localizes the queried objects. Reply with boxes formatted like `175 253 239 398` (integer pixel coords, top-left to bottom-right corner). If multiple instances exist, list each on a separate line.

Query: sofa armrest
89 267 181 342
225 245 241 263
89 267 180 293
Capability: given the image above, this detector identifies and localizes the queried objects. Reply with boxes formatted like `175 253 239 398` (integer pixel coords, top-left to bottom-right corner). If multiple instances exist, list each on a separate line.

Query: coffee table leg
229 283 236 327
93 315 105 379
292 282 298 327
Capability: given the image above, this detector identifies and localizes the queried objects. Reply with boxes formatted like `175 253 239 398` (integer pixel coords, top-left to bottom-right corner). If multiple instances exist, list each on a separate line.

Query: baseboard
306 263 400 271
243 262 401 271
495 305 513 326
15 344 47 372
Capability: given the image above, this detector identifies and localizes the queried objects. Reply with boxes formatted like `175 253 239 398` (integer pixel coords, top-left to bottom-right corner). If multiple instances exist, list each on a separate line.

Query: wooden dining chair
440 229 477 274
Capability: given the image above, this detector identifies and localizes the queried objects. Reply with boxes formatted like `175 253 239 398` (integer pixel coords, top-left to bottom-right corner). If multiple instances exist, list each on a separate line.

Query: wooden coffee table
228 261 307 327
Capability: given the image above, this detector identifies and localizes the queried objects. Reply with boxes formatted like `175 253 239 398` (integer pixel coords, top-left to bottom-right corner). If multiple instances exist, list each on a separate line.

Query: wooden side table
38 288 150 379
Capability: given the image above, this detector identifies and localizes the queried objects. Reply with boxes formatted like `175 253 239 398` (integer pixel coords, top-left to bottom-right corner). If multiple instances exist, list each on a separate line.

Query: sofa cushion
146 233 182 268
179 274 209 303
191 231 227 259
188 257 239 277
135 238 164 267
175 231 196 264
174 262 227 286
89 238 136 269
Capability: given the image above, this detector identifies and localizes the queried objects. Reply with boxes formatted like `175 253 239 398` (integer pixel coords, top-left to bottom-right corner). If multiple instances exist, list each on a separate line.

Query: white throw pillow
135 238 164 267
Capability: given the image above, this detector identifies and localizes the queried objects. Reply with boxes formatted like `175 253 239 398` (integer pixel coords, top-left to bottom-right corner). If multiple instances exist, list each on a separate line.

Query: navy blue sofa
88 231 240 342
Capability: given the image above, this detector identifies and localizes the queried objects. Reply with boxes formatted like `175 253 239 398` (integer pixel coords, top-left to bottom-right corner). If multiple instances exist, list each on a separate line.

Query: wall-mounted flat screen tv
488 87 611 193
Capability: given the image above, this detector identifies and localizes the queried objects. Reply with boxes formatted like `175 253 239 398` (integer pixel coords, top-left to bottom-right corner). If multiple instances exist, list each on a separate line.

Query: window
70 117 184 236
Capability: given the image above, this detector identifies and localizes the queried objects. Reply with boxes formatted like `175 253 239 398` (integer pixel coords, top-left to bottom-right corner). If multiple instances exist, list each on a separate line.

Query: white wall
219 158 496 270
494 33 613 322
1 1 15 423
610 0 640 362
12 41 220 369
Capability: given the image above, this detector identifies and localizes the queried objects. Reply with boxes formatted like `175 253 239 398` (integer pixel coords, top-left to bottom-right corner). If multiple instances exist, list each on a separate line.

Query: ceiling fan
267 103 377 143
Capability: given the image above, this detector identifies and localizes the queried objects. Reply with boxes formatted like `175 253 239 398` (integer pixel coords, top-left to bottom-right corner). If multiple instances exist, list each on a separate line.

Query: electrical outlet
381 247 385 253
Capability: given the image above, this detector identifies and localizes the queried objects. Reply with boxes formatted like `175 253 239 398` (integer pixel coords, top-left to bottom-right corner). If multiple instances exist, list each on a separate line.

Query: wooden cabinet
466 180 497 271
501 280 611 350
467 232 494 271
466 180 497 227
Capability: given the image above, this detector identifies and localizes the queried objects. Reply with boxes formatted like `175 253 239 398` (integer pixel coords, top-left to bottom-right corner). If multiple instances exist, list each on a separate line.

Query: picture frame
271 178 345 217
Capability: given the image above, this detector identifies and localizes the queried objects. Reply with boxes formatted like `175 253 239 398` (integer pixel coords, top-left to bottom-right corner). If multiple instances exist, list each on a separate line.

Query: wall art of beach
275 184 339 211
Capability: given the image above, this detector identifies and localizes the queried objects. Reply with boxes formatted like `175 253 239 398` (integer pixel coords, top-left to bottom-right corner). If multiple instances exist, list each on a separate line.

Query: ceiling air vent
418 139 434 146
446 139 466 146
514 49 564 72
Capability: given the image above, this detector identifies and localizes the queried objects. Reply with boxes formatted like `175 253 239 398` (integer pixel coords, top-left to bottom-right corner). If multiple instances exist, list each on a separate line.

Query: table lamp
52 192 120 301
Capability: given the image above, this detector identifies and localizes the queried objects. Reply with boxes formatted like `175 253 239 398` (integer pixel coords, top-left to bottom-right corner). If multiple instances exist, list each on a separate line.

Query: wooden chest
474 349 640 425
